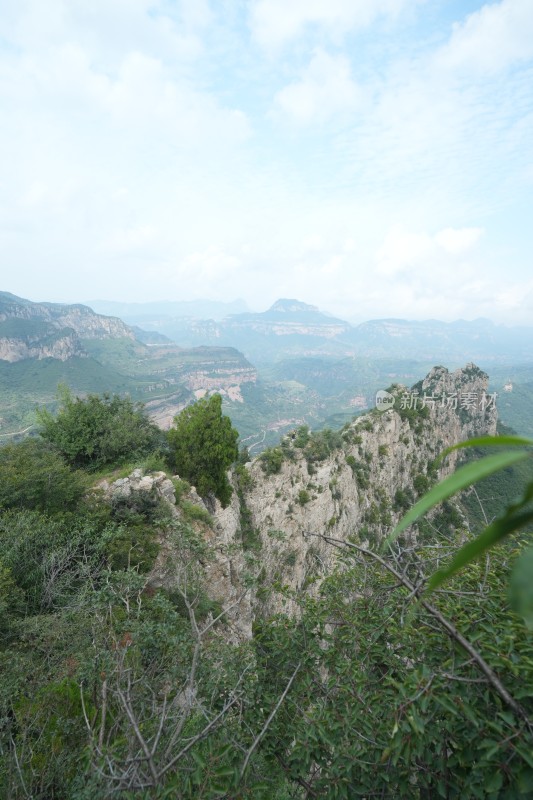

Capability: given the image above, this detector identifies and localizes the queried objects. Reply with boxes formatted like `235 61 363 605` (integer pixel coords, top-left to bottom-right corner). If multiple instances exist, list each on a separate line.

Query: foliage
293 425 310 448
304 428 343 462
297 489 310 506
167 394 239 507
180 499 214 526
4 405 533 797
389 434 533 626
254 538 533 798
38 386 162 471
0 438 86 513
259 446 285 475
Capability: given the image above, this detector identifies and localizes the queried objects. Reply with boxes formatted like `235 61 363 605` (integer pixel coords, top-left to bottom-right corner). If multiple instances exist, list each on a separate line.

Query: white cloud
376 225 484 276
104 225 158 254
434 227 483 254
249 0 420 49
376 225 434 276
437 0 533 74
274 50 362 124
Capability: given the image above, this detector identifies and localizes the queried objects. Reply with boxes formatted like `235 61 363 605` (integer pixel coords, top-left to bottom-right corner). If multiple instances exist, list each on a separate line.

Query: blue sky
0 0 532 323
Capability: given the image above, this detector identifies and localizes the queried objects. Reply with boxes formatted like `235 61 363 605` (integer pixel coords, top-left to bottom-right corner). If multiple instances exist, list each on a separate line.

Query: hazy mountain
87 298 250 322
0 293 256 438
346 318 533 362
2 291 532 446
87 295 533 367
0 291 133 362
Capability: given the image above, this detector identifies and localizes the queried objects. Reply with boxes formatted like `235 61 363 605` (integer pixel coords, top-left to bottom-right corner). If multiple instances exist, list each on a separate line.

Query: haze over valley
2 1 533 796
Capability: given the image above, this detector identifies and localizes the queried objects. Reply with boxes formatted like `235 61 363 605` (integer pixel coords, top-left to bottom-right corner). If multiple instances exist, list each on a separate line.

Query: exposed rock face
214 364 498 619
184 367 256 392
97 468 253 642
93 364 499 640
0 330 85 362
0 291 133 362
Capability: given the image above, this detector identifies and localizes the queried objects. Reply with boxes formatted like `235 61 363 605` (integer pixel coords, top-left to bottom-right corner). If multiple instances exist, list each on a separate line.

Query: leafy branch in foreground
388 434 533 624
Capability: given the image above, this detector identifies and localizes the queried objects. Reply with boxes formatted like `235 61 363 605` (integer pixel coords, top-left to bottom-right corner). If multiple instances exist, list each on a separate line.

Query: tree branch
311 533 532 728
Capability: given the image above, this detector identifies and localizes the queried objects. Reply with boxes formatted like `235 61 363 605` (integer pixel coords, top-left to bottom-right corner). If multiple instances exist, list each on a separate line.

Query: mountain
2 292 532 446
0 291 133 362
87 298 249 322
0 293 256 438
212 363 500 621
90 296 533 366
346 317 533 362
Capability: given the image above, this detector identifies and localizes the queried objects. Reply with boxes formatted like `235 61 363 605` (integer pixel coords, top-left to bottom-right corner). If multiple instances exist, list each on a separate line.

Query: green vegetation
168 393 239 507
0 438 86 512
259 446 285 475
297 489 310 506
2 384 533 797
38 386 162 471
254 538 533 798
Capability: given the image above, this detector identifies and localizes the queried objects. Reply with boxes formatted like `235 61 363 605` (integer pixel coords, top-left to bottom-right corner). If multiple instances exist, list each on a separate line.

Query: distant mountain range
88 296 533 366
2 292 533 446
0 292 256 437
87 298 249 322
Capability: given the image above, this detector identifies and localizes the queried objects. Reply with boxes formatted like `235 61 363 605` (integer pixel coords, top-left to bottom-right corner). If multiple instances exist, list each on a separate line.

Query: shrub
0 438 86 513
38 387 162 471
260 447 285 475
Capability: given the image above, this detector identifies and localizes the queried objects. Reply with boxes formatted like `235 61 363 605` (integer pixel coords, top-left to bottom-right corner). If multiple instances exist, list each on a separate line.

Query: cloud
376 225 484 276
104 225 158 255
437 0 533 74
376 225 433 276
273 50 362 124
434 227 483 254
249 0 420 49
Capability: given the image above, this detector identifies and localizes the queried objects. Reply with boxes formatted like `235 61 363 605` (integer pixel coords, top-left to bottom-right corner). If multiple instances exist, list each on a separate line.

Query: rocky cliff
226 364 497 619
0 291 133 362
103 364 498 640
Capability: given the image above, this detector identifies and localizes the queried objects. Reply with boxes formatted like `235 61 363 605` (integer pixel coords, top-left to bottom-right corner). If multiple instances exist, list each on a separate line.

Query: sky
1 0 532 324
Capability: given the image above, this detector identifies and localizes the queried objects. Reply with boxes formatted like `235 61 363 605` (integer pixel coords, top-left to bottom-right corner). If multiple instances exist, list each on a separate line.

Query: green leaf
439 435 533 460
509 546 533 629
427 509 533 592
385 450 530 547
516 745 533 770
191 750 206 769
484 770 503 793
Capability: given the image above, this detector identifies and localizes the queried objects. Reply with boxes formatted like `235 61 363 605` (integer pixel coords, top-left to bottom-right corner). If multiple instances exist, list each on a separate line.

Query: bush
260 447 285 475
38 387 162 471
180 500 214 527
297 489 310 506
0 438 86 513
413 473 430 496
293 426 310 449
304 429 343 462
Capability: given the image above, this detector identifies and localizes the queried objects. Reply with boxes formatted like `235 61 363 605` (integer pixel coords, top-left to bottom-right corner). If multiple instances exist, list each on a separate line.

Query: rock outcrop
93 364 499 639
214 364 498 619
0 291 133 362
97 468 254 642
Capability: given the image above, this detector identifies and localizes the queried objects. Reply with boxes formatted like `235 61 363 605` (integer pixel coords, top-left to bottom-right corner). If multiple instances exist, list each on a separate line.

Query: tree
168 394 239 507
37 386 163 471
254 537 533 798
0 438 86 513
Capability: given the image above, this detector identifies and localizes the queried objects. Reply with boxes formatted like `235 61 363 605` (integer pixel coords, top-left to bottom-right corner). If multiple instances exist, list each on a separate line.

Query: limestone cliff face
97 469 254 642
0 292 133 362
213 364 498 619
0 330 85 362
92 364 499 642
52 305 134 340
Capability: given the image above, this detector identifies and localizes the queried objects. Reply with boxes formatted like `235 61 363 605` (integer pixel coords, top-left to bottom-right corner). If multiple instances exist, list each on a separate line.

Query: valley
2 291 533 448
